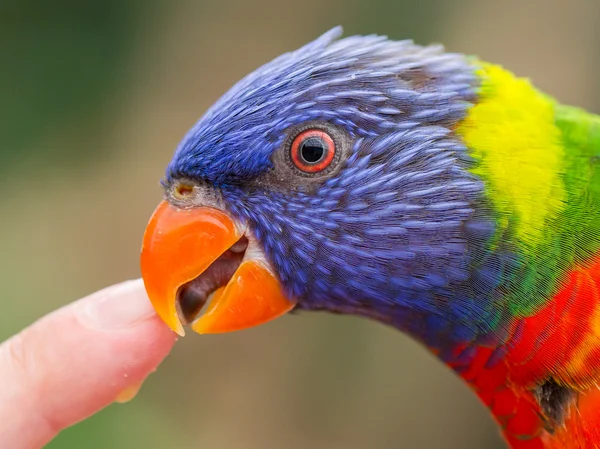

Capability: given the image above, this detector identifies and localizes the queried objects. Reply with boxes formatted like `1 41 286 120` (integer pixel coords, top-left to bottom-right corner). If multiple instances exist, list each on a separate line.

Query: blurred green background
1 0 598 448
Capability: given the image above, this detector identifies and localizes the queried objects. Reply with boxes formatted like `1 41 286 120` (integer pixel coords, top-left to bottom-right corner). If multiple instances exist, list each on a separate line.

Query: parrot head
140 26 600 449
141 27 498 346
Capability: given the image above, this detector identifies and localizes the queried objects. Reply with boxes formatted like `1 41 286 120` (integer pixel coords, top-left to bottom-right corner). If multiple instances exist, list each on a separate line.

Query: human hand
0 279 177 449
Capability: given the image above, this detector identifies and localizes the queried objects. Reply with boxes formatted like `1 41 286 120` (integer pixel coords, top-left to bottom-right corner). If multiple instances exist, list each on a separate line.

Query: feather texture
163 28 600 448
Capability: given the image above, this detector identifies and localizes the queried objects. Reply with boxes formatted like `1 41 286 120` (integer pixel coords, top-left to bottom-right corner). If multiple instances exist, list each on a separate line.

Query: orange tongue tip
141 200 296 336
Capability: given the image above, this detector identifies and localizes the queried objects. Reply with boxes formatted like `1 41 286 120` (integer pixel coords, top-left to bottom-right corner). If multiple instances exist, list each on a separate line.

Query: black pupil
300 137 326 163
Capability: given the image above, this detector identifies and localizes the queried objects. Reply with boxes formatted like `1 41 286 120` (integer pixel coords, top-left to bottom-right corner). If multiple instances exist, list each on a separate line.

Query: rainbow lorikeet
139 27 600 449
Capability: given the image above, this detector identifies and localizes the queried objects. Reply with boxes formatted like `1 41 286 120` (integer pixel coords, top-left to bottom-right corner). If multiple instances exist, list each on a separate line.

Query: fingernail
115 381 145 403
81 279 157 330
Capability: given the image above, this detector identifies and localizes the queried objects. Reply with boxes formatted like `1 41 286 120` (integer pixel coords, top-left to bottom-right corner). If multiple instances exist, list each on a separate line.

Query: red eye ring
290 129 336 173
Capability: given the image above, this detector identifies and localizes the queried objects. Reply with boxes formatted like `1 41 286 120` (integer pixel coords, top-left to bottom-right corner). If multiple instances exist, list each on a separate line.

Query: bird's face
141 27 495 343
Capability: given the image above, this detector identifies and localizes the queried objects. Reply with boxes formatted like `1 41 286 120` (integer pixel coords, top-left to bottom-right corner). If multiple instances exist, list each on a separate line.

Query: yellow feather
457 63 566 247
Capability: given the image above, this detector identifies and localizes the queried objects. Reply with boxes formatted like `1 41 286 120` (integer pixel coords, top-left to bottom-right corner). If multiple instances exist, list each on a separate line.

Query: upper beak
140 200 296 336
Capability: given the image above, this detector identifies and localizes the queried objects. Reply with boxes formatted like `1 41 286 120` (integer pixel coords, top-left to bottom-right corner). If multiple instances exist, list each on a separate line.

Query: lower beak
140 200 296 336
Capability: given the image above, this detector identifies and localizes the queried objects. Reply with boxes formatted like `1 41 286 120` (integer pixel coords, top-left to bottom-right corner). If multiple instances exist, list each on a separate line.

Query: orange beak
140 200 296 336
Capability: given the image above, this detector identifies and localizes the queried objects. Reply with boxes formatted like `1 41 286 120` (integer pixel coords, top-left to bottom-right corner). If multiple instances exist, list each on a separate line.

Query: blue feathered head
142 27 503 349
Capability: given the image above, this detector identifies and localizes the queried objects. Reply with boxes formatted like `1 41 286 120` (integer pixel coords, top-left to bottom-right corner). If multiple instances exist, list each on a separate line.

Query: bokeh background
2 0 599 448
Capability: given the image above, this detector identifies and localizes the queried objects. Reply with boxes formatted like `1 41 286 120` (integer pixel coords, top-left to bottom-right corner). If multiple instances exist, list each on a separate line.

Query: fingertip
0 280 178 448
78 278 158 330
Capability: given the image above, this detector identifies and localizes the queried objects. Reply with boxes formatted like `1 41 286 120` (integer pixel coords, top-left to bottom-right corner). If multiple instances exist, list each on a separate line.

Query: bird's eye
290 129 336 173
